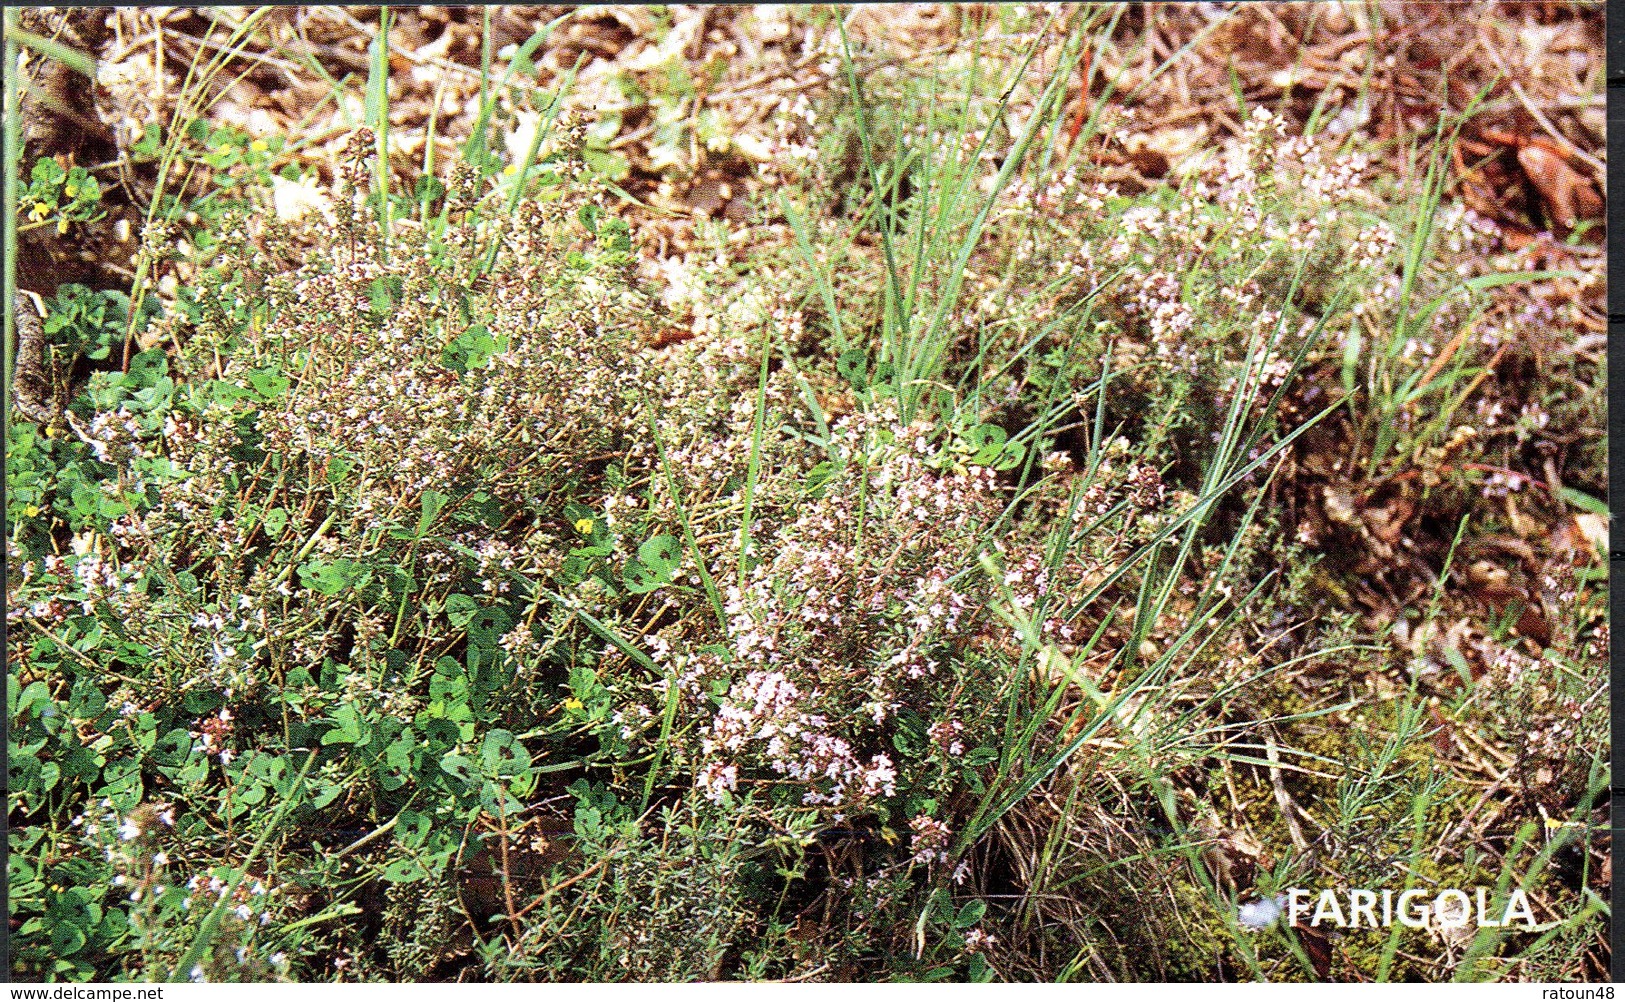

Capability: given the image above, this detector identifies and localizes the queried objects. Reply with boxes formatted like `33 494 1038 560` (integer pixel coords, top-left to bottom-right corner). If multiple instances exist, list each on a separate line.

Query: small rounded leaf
638 535 682 574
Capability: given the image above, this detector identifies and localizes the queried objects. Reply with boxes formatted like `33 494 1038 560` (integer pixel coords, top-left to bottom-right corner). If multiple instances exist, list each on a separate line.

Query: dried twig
1476 24 1605 178
1263 729 1311 853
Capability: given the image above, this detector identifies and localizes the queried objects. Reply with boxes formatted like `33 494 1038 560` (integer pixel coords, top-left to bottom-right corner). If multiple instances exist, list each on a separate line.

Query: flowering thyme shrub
983 108 1401 468
686 407 1009 809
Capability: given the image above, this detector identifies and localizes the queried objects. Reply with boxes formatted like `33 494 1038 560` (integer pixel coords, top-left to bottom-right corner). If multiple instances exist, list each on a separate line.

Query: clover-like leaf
481 729 532 777
261 507 288 539
638 535 681 575
622 559 665 594
836 349 869 390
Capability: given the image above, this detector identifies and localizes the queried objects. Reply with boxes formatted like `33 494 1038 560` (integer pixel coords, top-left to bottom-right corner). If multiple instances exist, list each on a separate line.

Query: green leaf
381 858 431 883
99 758 142 810
444 594 479 628
442 324 497 374
511 47 536 79
582 148 630 181
1557 487 1607 517
466 608 512 653
622 534 682 593
1342 327 1362 396
125 349 168 388
322 703 371 746
969 953 991 981
151 728 198 769
805 460 837 496
966 424 1008 466
132 122 163 158
413 174 446 204
417 490 449 537
246 366 290 401
954 898 987 929
480 729 531 777
325 456 354 485
574 804 603 839
308 781 344 811
51 921 87 957
836 349 869 390
439 752 475 786
577 203 603 235
13 679 50 719
638 535 681 574
622 561 666 594
298 558 370 596
963 747 998 767
260 507 288 540
363 30 389 131
395 810 431 849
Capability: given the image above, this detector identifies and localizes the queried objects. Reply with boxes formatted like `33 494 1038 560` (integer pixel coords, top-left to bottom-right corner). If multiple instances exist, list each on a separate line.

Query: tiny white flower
271 173 334 223
1237 896 1284 931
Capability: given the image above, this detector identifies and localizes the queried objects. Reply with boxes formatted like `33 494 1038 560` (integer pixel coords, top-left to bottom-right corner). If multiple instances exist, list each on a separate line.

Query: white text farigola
1285 888 1537 929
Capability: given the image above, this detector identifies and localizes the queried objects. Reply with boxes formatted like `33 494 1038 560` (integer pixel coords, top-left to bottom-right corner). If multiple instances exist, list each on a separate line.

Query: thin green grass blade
365 7 392 256
3 8 19 426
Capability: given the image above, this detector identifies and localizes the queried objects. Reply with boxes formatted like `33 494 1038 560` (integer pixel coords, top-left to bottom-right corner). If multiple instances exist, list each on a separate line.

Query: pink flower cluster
697 669 897 807
690 408 1009 808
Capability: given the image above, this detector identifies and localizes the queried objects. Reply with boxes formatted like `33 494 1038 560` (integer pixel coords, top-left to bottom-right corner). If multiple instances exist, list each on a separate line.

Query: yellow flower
249 138 270 153
57 218 69 235
64 184 78 198
503 163 520 176
27 202 48 222
562 697 584 712
22 504 40 518
574 517 594 535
